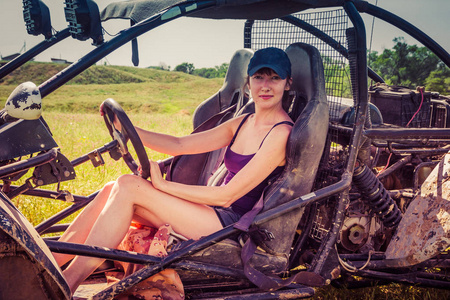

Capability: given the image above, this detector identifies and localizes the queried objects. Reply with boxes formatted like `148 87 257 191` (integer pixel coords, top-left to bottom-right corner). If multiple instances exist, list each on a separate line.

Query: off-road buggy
1 0 450 299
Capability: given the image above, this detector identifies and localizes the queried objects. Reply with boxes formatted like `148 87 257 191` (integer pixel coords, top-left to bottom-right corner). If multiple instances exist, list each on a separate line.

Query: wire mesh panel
246 9 351 118
246 8 352 189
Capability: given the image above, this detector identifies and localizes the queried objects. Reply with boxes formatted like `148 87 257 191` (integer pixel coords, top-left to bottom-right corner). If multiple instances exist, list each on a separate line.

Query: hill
0 61 205 86
0 61 224 115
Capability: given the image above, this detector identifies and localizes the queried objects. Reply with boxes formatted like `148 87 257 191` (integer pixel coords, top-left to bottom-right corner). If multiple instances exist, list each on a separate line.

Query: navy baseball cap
247 47 291 79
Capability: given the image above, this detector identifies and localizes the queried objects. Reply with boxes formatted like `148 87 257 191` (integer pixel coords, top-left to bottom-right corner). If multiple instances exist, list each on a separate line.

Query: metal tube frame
307 0 369 278
3 0 450 297
1 140 119 234
0 148 58 178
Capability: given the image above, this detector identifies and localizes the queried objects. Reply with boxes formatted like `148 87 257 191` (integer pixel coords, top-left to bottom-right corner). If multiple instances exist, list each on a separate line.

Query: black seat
178 43 329 278
167 49 253 186
192 48 253 129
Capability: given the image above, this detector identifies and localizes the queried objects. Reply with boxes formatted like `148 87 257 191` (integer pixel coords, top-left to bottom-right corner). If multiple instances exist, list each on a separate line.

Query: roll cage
1 0 450 299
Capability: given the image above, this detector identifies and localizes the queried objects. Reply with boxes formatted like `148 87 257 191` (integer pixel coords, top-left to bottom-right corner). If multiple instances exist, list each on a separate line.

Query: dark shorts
213 207 242 227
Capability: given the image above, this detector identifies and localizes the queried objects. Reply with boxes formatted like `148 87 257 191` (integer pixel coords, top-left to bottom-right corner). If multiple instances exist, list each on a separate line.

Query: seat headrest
193 49 253 129
223 49 254 91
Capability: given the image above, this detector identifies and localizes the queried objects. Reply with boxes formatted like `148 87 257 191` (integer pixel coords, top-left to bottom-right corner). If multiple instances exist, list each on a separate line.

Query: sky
0 0 449 69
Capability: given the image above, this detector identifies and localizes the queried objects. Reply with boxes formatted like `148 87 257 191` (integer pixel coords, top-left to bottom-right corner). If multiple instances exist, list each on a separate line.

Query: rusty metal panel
385 152 450 266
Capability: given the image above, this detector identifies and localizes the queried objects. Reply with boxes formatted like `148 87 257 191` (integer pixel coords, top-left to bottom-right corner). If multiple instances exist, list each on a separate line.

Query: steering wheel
101 98 150 179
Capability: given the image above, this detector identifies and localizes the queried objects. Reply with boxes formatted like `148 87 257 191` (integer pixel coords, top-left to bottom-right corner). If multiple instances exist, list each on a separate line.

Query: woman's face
248 68 291 109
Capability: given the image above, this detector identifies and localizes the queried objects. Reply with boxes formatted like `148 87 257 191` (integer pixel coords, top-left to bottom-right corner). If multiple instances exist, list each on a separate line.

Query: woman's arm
135 115 244 156
101 102 245 157
150 124 292 207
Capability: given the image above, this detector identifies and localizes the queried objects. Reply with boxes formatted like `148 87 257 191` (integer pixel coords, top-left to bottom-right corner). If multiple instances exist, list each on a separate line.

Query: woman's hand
149 160 165 190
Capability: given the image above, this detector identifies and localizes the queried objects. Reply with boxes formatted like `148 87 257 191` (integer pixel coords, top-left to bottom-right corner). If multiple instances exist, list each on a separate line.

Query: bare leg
63 174 223 293
52 182 115 267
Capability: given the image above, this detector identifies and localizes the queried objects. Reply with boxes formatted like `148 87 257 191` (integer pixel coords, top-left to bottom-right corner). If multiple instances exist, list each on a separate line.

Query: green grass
11 111 194 225
0 80 221 115
1 63 220 223
0 61 222 115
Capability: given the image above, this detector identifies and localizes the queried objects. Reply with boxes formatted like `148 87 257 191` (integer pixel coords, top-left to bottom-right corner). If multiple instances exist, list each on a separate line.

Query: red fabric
109 223 185 300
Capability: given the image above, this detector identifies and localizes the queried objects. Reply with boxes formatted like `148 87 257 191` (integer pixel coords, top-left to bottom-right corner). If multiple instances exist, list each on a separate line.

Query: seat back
168 49 253 185
258 42 329 256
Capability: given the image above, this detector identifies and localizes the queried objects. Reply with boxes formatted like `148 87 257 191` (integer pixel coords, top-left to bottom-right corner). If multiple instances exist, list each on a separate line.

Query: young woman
54 47 294 293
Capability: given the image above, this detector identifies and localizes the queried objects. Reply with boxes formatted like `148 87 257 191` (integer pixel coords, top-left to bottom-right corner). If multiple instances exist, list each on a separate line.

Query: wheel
101 98 150 179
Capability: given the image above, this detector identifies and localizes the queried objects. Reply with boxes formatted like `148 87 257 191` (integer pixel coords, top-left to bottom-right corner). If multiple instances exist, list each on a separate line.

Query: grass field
1 64 221 224
13 111 194 225
2 64 450 299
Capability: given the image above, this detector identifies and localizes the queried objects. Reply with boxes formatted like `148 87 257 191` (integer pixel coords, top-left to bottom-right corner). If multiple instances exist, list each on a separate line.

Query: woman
54 47 294 293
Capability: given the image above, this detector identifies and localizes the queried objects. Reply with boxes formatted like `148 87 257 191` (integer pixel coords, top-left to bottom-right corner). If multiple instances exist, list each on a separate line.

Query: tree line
172 62 229 79
369 37 449 95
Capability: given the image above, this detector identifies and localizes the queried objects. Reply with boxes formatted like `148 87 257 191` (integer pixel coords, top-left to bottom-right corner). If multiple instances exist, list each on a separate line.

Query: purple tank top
223 114 293 216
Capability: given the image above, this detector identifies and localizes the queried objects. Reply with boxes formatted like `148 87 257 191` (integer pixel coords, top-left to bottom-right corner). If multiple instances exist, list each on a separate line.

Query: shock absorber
353 161 402 228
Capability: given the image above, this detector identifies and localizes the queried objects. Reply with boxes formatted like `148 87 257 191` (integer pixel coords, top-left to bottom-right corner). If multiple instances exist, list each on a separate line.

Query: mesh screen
247 8 351 188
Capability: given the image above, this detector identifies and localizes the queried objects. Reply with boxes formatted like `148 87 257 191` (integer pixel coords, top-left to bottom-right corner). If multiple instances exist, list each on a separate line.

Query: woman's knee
115 174 153 190
116 174 140 185
111 174 155 202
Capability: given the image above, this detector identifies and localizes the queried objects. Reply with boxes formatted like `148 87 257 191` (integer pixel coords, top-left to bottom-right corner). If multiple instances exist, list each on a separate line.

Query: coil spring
353 162 402 228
